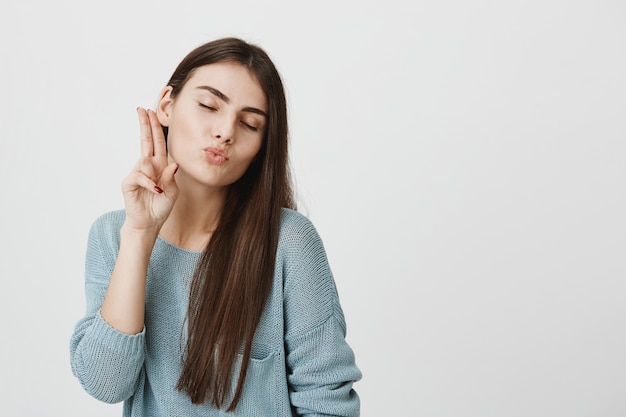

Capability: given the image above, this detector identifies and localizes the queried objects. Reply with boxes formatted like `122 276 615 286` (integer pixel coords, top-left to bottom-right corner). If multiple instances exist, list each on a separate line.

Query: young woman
69 37 361 416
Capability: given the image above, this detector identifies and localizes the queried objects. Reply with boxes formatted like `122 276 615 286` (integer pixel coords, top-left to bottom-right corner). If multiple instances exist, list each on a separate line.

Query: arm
70 108 179 403
69 212 148 403
100 108 178 335
281 212 362 416
99 226 157 334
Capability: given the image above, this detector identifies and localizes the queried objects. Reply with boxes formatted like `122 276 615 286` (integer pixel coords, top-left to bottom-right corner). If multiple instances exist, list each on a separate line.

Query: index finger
148 109 167 158
137 107 153 157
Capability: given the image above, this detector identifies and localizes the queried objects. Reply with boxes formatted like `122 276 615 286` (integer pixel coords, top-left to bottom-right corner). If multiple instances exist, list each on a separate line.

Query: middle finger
137 107 154 158
148 109 167 158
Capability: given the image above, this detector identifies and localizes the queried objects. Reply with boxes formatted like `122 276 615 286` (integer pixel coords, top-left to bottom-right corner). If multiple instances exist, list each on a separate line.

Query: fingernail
154 186 164 193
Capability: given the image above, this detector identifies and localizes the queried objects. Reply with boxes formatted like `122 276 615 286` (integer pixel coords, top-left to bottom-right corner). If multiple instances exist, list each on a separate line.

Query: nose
212 115 235 144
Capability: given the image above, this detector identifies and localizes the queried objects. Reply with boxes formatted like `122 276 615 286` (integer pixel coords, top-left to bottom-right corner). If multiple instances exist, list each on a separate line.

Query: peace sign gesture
121 107 179 232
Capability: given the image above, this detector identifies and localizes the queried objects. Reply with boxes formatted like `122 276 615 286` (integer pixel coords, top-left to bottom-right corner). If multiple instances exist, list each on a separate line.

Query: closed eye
199 103 217 111
240 120 258 132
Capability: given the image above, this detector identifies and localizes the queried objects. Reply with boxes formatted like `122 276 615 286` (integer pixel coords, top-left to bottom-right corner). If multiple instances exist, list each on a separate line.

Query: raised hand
121 107 179 232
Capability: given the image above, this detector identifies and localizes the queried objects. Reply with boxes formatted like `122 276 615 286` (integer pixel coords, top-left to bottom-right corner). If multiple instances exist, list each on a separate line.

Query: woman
69 37 361 416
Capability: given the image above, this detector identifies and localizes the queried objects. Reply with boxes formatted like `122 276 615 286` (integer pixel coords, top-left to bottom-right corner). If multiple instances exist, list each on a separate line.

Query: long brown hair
165 38 295 411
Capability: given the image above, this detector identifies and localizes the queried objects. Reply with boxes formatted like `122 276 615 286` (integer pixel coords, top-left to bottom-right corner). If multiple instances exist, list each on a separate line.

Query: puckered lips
204 147 228 165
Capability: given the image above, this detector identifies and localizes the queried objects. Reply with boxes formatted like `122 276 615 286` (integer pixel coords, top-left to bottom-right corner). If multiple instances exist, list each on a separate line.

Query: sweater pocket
225 348 282 416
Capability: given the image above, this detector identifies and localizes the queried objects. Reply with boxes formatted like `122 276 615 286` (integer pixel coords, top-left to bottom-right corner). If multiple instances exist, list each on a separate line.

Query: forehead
184 62 267 111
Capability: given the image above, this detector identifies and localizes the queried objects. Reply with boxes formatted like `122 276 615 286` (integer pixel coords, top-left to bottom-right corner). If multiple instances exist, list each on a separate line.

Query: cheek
163 135 188 164
246 137 264 161
233 142 262 177
165 121 196 150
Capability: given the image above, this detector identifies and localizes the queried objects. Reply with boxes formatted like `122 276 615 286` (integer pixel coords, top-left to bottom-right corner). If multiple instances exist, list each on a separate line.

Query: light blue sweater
70 209 361 416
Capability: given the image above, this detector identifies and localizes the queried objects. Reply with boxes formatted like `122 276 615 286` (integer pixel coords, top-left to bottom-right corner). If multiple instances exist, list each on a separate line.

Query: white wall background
1 1 624 416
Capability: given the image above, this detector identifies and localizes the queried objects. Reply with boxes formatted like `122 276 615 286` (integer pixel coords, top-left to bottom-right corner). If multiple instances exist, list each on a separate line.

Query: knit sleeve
69 211 146 404
280 210 362 417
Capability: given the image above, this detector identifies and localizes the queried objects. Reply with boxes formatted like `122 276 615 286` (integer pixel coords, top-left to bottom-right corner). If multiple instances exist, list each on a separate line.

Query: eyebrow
196 85 267 118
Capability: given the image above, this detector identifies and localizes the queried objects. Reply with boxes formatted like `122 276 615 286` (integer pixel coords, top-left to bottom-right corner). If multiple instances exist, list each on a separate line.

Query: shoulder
278 208 323 246
86 209 126 252
83 210 126 279
277 208 331 262
93 209 126 225
279 207 311 228
89 209 126 236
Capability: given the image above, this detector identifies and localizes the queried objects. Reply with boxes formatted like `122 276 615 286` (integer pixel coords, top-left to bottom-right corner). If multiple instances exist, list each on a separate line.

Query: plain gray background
1 1 625 416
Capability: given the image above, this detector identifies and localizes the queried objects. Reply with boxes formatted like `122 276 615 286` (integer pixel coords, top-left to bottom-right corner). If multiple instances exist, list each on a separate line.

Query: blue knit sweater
70 209 361 416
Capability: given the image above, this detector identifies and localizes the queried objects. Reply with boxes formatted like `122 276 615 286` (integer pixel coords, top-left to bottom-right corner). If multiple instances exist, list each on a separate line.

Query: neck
160 181 228 251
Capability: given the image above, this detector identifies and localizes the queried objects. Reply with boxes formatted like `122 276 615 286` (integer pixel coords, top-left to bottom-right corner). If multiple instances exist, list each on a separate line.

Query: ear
156 86 174 127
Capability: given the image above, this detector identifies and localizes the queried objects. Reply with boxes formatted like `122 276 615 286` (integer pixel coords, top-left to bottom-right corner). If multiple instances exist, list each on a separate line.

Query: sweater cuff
92 310 145 355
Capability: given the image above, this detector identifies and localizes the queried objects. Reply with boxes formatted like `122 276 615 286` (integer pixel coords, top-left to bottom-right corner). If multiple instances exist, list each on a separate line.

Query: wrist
120 223 160 245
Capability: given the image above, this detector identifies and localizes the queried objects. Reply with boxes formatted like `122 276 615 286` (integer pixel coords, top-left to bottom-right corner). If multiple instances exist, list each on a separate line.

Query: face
157 62 267 190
